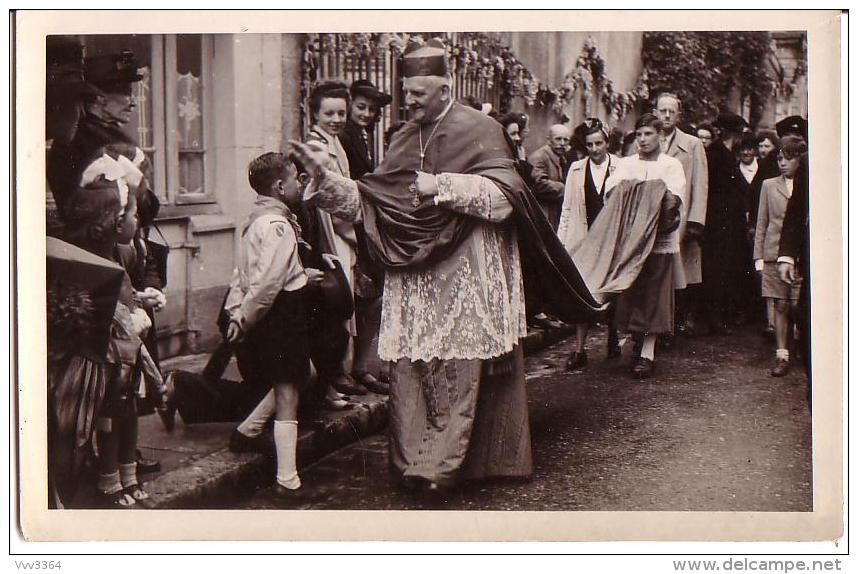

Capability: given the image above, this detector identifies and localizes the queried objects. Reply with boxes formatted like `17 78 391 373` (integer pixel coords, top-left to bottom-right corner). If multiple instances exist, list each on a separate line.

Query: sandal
96 489 136 509
124 485 155 509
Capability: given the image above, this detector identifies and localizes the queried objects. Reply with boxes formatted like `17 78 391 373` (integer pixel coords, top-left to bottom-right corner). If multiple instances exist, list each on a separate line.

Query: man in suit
528 124 572 230
654 93 708 339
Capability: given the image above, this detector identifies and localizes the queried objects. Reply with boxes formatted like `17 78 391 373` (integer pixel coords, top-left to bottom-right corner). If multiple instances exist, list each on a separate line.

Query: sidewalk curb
146 326 572 509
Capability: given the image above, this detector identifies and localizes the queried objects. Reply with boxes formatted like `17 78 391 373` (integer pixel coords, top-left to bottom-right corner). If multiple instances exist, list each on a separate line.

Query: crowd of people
45 36 810 508
491 94 809 381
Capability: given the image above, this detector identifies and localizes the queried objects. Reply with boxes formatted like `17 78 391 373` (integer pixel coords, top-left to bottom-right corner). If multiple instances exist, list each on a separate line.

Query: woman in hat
341 79 392 180
499 112 529 161
340 79 393 395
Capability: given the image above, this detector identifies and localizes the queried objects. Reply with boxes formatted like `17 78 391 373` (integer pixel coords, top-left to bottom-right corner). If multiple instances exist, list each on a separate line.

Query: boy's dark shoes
331 374 368 395
770 358 790 377
631 357 655 379
229 429 275 456
272 483 303 502
659 333 675 351
136 449 161 474
565 350 588 371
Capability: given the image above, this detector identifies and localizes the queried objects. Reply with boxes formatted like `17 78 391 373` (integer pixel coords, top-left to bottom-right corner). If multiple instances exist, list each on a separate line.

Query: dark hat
349 79 392 106
85 50 144 95
573 117 608 145
402 38 448 78
775 115 808 140
498 111 527 130
713 112 748 133
46 36 100 96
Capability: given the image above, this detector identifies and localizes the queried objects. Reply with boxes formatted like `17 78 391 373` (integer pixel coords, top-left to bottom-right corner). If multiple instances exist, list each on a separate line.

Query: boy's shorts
235 288 311 389
761 262 802 301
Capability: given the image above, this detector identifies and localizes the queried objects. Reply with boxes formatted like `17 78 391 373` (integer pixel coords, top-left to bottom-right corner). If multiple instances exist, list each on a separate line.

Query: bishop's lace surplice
308 171 527 363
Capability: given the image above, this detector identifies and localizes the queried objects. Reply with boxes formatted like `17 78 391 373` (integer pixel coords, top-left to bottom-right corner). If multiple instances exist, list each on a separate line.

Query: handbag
144 224 170 288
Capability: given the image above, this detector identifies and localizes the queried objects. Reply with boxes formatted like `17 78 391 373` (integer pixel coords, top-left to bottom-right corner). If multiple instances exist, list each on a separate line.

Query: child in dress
754 136 808 377
59 183 166 508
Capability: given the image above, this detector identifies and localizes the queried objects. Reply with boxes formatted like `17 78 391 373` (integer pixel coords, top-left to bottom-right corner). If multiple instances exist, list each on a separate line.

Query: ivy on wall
641 31 773 127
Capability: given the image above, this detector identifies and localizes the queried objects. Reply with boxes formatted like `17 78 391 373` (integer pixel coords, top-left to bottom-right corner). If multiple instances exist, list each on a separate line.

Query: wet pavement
236 325 813 511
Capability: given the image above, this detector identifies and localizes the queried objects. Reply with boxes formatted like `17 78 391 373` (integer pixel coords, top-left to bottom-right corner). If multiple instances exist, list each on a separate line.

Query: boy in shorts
754 136 808 377
224 152 324 492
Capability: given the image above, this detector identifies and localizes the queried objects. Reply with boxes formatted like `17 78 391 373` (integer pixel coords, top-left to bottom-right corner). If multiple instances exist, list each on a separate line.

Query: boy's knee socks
274 419 301 490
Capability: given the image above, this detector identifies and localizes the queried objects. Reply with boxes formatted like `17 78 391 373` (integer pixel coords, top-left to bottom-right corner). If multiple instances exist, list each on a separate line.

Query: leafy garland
301 32 796 130
301 32 650 124
301 32 547 114
556 37 650 121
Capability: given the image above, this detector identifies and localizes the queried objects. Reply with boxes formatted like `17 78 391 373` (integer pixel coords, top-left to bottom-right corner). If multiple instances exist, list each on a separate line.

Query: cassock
306 102 600 485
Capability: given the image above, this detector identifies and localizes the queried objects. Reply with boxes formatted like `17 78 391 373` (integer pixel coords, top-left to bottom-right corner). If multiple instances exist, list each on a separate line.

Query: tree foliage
642 31 773 127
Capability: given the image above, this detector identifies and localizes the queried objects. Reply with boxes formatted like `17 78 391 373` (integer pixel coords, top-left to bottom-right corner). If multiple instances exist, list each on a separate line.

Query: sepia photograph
13 9 844 544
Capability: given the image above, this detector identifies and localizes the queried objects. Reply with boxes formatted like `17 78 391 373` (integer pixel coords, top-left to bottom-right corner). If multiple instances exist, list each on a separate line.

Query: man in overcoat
701 112 749 334
654 93 708 337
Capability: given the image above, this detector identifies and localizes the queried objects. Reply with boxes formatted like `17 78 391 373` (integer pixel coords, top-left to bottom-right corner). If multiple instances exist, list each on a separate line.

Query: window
81 34 215 209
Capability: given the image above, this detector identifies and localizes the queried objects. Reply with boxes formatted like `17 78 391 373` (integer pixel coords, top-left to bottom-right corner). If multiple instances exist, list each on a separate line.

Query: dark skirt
615 253 676 335
235 288 311 388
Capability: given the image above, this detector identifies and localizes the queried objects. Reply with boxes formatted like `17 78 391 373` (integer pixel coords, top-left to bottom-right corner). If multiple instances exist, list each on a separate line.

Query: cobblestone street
237 325 813 511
